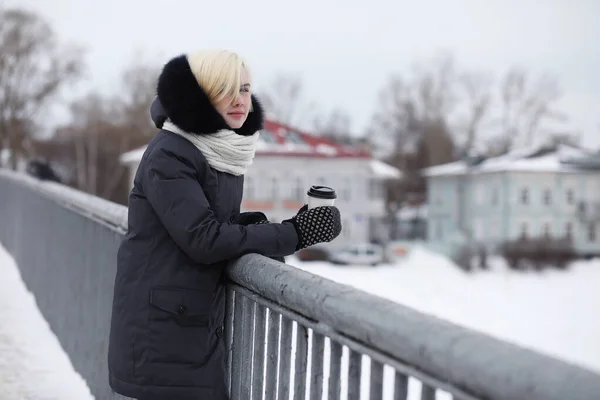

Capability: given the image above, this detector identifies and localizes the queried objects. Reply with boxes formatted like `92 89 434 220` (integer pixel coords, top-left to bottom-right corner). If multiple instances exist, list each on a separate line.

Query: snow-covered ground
0 242 94 400
286 246 600 375
1 238 599 400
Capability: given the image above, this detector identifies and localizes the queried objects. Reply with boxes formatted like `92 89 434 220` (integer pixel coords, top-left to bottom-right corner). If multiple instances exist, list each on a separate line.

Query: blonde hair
186 49 250 106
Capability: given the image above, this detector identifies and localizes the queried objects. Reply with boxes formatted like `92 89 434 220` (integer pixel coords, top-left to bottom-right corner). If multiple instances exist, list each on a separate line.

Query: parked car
329 243 385 266
296 246 330 262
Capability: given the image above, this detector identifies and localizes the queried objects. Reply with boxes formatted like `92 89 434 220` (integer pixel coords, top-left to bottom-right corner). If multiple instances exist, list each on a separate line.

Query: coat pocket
148 287 215 366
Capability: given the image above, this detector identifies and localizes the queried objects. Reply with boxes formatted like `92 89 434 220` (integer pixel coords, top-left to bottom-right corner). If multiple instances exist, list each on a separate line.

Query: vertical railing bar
369 360 384 400
225 287 236 396
252 304 267 400
293 323 309 400
231 291 244 398
393 372 409 400
277 316 294 400
347 350 362 400
328 341 344 400
240 296 256 399
420 384 436 400
310 332 325 400
264 309 281 399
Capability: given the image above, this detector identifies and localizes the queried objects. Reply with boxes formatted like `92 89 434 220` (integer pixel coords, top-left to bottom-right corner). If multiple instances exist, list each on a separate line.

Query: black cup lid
307 185 337 200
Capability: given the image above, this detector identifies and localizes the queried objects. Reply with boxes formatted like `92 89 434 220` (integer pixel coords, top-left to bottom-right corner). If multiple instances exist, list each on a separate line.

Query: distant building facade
422 145 600 258
120 119 402 249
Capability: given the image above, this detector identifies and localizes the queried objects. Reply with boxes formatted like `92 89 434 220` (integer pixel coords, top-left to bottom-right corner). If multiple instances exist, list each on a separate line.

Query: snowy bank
287 245 600 375
0 242 94 400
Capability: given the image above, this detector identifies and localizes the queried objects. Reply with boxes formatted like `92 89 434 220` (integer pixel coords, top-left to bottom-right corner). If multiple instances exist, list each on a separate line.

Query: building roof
423 145 600 177
370 159 403 179
255 120 372 159
120 118 371 164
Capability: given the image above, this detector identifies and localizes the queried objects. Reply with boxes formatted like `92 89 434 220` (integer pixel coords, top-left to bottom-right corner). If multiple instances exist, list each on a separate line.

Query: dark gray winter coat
107 55 299 399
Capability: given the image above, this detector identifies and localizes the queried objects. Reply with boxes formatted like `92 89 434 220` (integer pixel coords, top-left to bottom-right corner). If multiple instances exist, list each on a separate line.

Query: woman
107 50 342 400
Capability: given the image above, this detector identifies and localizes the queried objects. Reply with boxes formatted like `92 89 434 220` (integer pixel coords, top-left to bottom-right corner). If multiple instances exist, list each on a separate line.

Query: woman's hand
283 205 342 250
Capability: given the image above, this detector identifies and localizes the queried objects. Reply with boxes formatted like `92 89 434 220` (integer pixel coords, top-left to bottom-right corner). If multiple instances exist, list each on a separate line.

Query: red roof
257 119 371 159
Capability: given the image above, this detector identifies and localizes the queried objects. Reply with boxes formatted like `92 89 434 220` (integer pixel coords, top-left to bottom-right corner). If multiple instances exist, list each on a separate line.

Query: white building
422 144 600 258
120 119 401 249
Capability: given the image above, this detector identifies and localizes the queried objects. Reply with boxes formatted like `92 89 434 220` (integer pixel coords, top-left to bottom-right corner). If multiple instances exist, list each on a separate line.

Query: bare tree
368 76 418 155
494 67 566 151
410 52 458 122
312 107 354 144
117 53 161 134
54 93 112 195
458 71 493 154
368 53 476 213
35 57 159 203
0 7 84 169
258 73 316 127
369 53 460 158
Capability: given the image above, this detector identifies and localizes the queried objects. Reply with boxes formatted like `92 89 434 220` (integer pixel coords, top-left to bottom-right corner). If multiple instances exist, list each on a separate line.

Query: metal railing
1 169 600 400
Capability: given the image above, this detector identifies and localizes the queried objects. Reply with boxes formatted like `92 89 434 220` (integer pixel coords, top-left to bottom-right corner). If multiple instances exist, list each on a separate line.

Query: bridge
1 169 599 400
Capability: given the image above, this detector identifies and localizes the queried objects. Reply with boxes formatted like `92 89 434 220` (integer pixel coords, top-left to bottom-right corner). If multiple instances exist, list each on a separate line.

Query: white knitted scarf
162 120 259 176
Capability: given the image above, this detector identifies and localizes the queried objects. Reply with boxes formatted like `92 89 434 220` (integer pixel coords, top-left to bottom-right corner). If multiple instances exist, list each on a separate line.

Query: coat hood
155 54 264 136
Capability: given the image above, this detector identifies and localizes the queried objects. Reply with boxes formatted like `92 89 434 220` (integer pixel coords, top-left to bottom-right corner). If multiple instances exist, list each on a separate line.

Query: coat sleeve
141 145 299 265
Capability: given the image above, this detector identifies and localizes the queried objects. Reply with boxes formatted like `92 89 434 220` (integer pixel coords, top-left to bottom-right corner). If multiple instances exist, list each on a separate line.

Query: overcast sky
8 0 600 148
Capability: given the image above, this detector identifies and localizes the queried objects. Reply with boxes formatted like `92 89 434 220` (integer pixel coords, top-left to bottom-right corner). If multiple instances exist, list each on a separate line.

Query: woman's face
214 68 252 129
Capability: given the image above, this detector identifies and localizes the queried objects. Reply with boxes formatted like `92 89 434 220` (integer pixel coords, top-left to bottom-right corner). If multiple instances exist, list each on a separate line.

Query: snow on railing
0 169 128 231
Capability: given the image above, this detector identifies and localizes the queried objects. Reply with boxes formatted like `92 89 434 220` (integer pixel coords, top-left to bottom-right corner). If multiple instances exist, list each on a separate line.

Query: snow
2 222 600 400
315 143 339 156
423 144 597 177
286 247 600 376
272 246 600 400
0 170 128 230
0 242 94 400
370 159 402 179
119 146 146 164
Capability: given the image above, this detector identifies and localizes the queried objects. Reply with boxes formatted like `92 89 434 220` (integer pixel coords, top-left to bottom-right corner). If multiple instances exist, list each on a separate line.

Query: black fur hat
156 54 264 136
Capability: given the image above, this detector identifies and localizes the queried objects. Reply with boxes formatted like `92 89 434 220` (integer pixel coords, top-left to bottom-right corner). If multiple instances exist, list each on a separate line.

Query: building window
589 224 597 242
543 189 552 205
520 188 529 205
491 188 499 206
271 177 278 200
286 131 306 145
473 218 484 240
565 222 573 240
475 183 485 205
543 223 551 238
260 130 277 143
293 177 304 201
342 177 351 201
343 219 351 238
520 222 528 239
435 220 443 240
369 179 382 200
431 188 442 205
566 189 575 205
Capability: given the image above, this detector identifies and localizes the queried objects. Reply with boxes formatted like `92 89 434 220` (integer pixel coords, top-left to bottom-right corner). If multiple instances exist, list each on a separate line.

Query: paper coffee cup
307 185 337 209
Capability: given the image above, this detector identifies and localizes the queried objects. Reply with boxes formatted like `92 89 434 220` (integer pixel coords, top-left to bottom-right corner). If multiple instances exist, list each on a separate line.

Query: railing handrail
3 168 600 400
227 254 600 400
0 169 128 232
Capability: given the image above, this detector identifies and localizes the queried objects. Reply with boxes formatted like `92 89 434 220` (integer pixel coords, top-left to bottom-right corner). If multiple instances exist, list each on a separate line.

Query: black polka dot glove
283 205 342 251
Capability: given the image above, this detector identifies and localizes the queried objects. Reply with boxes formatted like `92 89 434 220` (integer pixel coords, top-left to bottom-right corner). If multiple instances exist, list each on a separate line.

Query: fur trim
156 54 264 136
